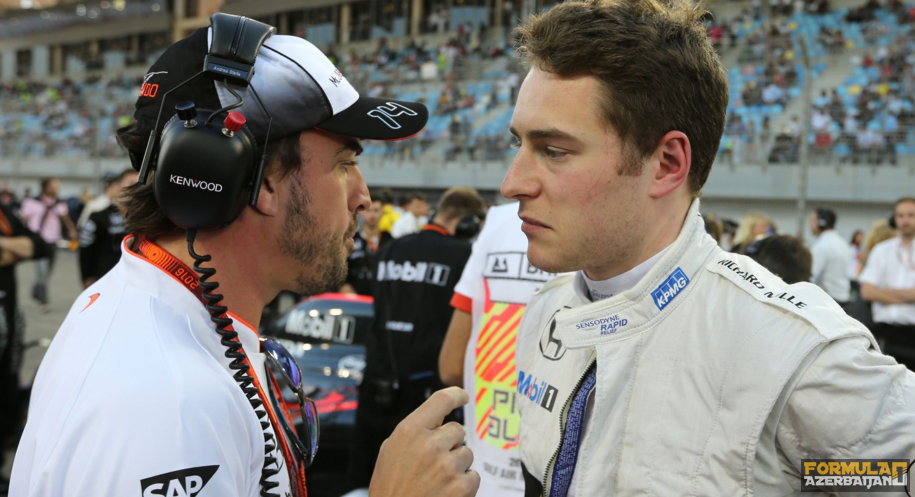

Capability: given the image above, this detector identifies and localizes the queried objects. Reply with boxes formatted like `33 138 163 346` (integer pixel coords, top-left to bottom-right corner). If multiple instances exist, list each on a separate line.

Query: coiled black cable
186 229 281 497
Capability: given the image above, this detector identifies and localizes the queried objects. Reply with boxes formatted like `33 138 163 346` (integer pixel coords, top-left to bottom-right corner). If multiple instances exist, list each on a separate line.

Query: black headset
138 14 302 497
454 212 484 240
139 13 275 232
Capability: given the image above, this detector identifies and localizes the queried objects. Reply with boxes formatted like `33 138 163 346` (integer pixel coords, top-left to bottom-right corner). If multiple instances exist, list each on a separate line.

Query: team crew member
502 2 915 496
439 201 558 497
78 169 138 287
12 18 479 497
809 207 852 307
0 204 50 492
860 197 915 370
19 177 77 307
341 192 393 296
354 187 485 487
391 191 431 238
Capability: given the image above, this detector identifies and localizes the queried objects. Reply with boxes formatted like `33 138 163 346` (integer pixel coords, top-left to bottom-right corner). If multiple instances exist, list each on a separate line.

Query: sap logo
170 175 223 192
377 260 450 286
140 465 218 497
367 102 418 130
651 267 690 310
517 370 559 412
140 83 159 98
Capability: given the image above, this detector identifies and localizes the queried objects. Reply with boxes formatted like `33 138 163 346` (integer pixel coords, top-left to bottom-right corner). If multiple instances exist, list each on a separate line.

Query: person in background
354 187 485 489
702 213 723 245
731 210 775 253
439 201 557 496
0 202 51 493
377 187 399 234
849 229 865 291
341 190 393 296
78 169 138 288
744 234 813 284
77 171 120 229
809 208 852 308
19 177 77 308
860 197 915 370
391 191 431 238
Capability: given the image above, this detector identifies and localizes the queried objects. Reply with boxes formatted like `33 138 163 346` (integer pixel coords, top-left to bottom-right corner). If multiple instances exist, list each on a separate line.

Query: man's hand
369 387 480 497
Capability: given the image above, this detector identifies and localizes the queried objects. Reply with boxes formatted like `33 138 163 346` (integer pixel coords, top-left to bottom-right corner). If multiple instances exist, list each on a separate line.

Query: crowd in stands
2 0 915 166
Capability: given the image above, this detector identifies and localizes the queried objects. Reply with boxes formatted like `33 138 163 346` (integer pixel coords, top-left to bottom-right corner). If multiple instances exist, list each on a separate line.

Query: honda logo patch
140 465 219 497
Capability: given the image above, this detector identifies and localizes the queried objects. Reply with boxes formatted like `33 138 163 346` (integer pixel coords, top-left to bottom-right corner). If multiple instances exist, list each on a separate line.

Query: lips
519 214 551 229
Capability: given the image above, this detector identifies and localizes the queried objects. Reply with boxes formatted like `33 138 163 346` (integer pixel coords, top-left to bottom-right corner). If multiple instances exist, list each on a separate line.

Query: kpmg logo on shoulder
651 267 690 310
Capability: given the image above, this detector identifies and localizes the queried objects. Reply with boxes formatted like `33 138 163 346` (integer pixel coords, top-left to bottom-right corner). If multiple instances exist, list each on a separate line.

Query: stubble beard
279 177 352 296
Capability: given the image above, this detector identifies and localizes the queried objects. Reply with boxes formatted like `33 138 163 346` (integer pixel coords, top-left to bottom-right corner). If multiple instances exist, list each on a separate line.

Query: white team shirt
809 230 852 303
452 203 555 496
859 237 915 325
11 236 292 497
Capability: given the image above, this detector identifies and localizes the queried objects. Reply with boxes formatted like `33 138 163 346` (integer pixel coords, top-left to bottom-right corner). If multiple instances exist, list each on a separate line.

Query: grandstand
0 0 912 237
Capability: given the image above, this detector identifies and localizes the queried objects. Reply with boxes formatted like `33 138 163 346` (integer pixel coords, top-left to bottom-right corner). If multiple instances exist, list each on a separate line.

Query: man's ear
648 130 691 199
253 174 280 217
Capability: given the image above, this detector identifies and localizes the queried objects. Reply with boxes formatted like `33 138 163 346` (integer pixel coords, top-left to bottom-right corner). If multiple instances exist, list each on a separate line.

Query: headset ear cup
455 214 481 240
154 108 257 231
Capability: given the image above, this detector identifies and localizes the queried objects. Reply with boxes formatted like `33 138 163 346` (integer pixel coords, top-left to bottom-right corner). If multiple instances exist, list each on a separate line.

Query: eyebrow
335 139 364 158
509 126 583 146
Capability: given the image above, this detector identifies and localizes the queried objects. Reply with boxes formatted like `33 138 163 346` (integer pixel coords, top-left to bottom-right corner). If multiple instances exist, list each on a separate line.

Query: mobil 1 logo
140 465 218 497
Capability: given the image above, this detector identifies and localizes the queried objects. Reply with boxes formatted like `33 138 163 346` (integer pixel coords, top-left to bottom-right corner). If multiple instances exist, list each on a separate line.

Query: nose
501 148 540 200
350 167 371 213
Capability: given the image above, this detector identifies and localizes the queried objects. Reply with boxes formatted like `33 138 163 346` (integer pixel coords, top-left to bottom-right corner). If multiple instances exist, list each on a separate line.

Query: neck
431 215 457 235
584 198 690 281
902 233 914 247
154 229 275 330
362 223 380 238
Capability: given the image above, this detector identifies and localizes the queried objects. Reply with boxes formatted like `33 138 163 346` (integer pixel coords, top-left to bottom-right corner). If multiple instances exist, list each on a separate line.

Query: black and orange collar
422 223 449 236
134 236 206 305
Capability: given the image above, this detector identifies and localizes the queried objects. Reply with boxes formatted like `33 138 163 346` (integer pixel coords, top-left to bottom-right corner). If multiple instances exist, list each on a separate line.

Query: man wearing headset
12 16 478 497
502 1 915 496
809 207 853 308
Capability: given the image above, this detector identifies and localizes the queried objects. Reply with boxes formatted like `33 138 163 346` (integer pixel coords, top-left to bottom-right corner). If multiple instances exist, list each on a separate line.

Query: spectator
809 208 852 307
377 187 399 234
78 169 138 288
762 82 786 106
732 210 776 253
744 234 813 284
0 202 51 493
391 191 431 238
860 197 915 370
341 192 394 296
19 177 77 308
354 187 485 487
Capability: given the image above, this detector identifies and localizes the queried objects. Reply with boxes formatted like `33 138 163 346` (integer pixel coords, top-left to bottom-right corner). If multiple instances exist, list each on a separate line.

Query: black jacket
364 226 471 407
78 204 126 283
345 230 393 296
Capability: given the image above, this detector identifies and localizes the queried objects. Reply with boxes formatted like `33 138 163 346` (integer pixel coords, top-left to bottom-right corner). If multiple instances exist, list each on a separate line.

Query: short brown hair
436 187 485 222
117 123 303 239
515 0 728 195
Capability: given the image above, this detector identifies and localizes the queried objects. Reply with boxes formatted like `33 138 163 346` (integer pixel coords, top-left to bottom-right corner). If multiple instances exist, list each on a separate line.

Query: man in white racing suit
502 1 915 496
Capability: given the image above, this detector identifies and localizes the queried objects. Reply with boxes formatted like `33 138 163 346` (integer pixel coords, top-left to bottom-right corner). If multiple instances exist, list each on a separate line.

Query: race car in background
261 293 372 497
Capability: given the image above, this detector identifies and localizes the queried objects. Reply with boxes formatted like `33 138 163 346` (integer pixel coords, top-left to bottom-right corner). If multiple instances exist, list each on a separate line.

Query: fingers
406 387 469 430
433 421 465 451
453 444 474 473
457 469 481 497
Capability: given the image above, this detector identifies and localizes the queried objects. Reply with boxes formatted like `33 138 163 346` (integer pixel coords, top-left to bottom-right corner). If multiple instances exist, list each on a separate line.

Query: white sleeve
776 335 915 494
858 245 886 287
15 383 261 497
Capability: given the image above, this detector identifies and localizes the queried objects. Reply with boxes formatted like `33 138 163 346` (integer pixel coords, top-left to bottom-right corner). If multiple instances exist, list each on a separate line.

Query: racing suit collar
557 199 719 348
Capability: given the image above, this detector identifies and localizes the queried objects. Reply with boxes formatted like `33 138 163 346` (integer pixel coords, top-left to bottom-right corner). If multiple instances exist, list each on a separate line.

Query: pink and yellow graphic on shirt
474 280 525 449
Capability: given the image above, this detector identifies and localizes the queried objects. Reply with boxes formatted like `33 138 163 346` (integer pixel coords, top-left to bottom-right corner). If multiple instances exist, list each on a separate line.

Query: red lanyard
133 237 307 496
